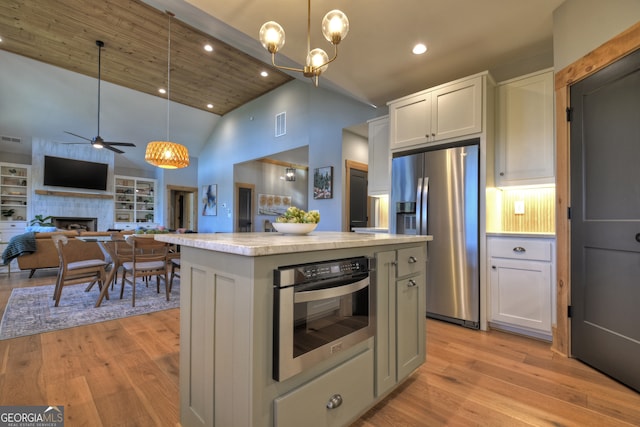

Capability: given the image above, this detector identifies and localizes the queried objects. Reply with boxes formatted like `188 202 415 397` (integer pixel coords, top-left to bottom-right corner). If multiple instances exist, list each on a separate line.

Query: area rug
0 279 180 340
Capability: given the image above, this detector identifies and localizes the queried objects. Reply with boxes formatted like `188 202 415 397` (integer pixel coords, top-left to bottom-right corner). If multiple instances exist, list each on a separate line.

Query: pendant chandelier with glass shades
259 0 349 87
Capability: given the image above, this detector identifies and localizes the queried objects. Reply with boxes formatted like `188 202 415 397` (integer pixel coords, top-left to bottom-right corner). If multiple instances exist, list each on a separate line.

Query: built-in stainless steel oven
273 256 375 381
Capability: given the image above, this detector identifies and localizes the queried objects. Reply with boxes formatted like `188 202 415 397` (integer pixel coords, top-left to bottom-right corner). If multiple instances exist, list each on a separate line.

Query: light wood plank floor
1 269 639 426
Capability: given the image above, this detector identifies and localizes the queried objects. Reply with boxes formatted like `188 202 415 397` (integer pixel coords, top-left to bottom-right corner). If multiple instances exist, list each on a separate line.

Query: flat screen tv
43 155 109 191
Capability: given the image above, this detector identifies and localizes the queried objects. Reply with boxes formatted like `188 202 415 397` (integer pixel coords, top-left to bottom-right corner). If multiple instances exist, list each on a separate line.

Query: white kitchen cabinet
367 115 390 195
388 74 483 150
375 245 426 397
495 69 554 186
114 175 157 225
488 235 555 340
0 221 28 273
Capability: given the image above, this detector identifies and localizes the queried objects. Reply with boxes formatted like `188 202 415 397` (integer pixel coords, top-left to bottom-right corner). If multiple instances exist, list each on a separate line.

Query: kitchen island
156 231 432 427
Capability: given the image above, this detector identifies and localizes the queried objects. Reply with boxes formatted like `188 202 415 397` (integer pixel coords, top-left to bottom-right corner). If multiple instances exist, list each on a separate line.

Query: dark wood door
238 187 252 232
570 47 640 392
349 168 368 229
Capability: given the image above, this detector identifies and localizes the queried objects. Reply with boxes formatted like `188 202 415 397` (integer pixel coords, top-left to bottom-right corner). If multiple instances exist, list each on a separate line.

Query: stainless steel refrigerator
391 139 479 329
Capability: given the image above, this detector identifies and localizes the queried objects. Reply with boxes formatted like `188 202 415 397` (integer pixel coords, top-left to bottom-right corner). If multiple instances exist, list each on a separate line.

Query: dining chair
120 236 170 307
169 258 180 292
105 233 132 290
51 234 109 307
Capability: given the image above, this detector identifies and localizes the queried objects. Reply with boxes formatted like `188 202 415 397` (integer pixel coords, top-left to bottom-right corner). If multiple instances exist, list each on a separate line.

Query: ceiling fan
63 40 136 154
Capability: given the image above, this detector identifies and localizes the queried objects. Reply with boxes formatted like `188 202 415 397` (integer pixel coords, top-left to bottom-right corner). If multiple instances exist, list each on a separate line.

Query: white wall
553 0 640 71
197 79 377 232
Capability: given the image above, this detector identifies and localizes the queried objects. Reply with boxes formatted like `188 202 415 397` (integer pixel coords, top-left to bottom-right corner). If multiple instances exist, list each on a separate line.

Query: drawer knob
326 394 343 409
408 256 417 264
513 246 526 253
407 279 417 287
636 233 640 243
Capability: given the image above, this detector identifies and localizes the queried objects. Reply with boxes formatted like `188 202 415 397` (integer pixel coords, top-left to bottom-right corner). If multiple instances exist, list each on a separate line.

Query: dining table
77 234 177 307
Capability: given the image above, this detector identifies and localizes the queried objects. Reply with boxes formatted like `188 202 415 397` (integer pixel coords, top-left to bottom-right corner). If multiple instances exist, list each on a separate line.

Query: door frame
344 160 368 231
234 182 255 232
554 22 640 356
167 185 198 231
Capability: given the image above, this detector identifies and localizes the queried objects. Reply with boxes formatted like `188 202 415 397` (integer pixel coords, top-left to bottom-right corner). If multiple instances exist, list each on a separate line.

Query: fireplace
53 217 98 232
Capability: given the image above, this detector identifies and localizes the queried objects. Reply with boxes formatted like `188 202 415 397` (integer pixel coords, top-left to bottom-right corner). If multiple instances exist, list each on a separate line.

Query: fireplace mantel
35 189 113 199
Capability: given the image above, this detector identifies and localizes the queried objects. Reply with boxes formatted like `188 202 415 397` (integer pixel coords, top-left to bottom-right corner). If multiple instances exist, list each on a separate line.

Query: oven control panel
274 257 371 287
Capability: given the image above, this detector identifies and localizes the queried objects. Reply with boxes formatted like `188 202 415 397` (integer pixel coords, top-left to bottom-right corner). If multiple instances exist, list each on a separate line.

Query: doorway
168 185 197 231
235 182 255 232
570 47 640 392
345 160 368 231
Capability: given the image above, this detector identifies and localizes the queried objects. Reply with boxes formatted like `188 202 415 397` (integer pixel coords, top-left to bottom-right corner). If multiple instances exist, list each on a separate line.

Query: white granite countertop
155 231 432 257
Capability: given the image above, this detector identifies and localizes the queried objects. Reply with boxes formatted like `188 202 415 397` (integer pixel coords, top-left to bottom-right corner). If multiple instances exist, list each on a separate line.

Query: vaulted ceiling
0 0 293 116
0 0 565 170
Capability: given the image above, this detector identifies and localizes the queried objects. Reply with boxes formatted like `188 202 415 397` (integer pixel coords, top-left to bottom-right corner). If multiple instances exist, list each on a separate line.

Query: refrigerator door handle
416 177 423 234
421 177 429 235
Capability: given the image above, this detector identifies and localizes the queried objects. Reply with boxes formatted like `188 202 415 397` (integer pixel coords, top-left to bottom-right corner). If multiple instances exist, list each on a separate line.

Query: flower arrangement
275 207 320 224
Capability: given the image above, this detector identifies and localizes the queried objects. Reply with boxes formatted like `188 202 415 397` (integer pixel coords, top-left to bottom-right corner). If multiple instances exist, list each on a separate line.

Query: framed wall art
313 166 333 199
258 194 291 216
202 184 217 216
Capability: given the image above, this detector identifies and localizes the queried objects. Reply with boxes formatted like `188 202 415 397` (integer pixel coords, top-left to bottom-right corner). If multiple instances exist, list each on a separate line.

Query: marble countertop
155 231 432 257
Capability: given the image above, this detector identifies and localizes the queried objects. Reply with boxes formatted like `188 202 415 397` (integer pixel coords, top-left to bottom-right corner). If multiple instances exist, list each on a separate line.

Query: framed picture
314 166 333 199
258 194 291 216
202 184 217 216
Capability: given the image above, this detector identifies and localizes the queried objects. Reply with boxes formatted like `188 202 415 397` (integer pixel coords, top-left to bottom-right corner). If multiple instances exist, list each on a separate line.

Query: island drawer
274 348 373 427
396 245 425 278
488 237 552 262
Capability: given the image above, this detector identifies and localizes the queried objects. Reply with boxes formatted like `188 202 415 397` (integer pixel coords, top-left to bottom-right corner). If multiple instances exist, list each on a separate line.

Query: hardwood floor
1 269 638 426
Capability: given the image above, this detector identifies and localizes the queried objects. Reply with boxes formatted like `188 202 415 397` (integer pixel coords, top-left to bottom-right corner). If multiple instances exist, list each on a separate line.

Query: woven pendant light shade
145 141 190 169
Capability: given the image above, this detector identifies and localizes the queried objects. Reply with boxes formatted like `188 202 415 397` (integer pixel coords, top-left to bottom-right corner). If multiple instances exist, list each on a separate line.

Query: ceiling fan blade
64 131 92 142
103 144 125 154
104 142 136 147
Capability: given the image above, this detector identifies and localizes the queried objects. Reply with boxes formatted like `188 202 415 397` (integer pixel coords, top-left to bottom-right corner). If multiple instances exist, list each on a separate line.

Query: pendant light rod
165 10 173 141
96 40 104 139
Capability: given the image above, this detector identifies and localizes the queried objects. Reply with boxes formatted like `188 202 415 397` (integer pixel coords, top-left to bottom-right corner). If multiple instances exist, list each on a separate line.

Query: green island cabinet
156 232 430 427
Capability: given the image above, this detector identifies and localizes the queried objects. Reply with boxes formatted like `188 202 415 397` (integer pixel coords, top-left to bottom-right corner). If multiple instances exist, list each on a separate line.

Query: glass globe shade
306 48 329 73
322 10 349 45
259 21 285 53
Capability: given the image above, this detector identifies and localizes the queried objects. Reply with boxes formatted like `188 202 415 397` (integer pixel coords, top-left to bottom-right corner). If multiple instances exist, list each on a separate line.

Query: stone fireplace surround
31 139 115 232
52 217 97 232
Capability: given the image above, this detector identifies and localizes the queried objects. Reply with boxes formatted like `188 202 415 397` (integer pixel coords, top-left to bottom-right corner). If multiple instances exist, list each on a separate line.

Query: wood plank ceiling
0 0 293 116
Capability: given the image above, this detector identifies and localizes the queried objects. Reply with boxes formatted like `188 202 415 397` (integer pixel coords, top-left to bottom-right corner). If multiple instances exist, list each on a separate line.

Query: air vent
1 135 22 144
275 112 286 137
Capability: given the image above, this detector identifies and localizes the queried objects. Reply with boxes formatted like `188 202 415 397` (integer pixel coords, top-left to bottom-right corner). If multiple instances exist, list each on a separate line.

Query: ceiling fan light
145 141 190 169
259 21 285 53
322 10 349 45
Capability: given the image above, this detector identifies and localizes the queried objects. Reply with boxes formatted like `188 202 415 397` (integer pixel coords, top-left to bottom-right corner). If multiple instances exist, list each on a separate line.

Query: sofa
16 230 133 277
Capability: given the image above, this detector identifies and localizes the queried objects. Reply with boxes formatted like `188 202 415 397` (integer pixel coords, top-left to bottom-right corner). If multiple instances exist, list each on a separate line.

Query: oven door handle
294 277 369 303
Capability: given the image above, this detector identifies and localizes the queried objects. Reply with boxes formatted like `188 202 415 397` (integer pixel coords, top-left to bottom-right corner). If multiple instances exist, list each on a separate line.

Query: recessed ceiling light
158 88 166 94
412 43 427 55
204 44 213 52
0 37 3 42
206 104 214 109
260 71 269 77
